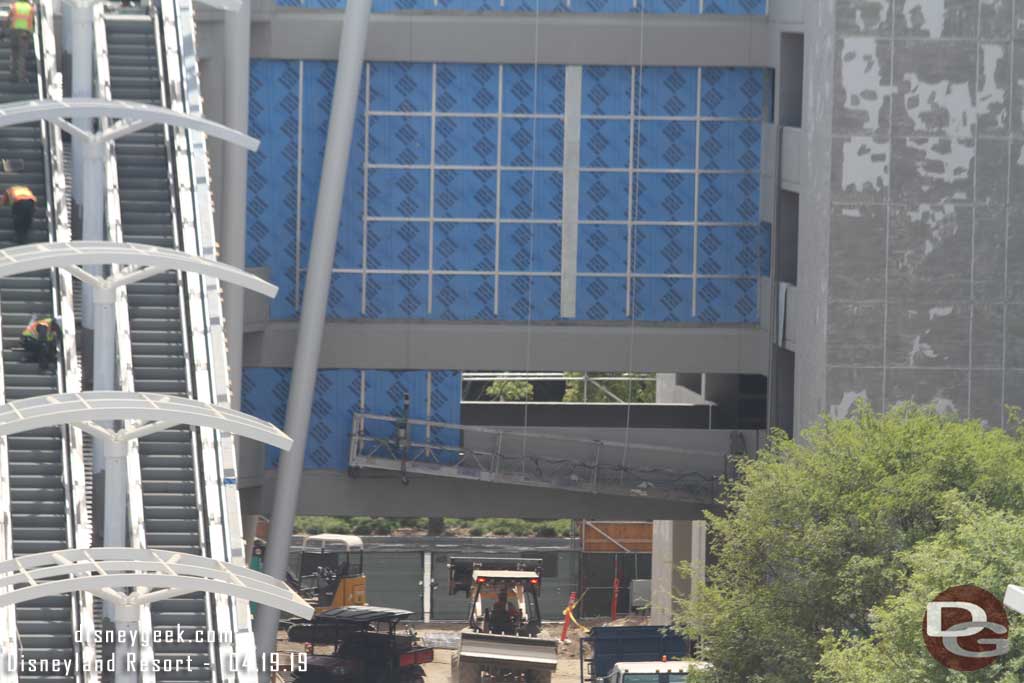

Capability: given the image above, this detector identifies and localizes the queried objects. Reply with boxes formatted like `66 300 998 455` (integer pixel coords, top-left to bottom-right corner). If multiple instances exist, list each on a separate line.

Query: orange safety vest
8 1 32 32
22 317 56 342
6 185 34 203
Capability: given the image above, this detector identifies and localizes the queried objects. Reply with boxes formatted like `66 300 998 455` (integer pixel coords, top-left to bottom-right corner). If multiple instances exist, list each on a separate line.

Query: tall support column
81 139 104 329
66 1 93 214
650 520 706 626
254 0 371 666
221 0 251 414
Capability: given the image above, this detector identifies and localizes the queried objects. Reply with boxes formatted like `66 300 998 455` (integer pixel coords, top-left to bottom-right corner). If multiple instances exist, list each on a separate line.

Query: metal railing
348 413 724 503
156 0 255 677
92 7 158 679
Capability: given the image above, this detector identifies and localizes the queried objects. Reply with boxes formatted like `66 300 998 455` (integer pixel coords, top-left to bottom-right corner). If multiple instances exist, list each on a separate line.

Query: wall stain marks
840 137 890 194
839 37 892 131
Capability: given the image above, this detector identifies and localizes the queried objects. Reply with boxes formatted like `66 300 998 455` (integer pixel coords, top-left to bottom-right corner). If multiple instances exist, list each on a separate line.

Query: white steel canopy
0 547 312 618
0 98 259 150
0 392 292 449
0 241 278 297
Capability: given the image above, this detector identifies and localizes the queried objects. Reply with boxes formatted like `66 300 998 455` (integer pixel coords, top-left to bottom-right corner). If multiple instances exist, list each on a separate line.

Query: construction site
0 0 1011 679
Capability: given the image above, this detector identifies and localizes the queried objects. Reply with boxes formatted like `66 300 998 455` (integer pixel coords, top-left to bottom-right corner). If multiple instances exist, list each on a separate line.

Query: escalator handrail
92 8 159 680
153 2 250 680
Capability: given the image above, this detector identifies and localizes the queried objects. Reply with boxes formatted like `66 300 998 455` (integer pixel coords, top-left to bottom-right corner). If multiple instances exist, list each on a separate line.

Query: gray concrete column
650 520 705 626
253 0 372 669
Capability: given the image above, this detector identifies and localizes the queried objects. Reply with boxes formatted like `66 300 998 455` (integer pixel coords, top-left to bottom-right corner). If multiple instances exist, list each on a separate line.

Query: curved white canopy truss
0 241 277 297
0 98 258 150
0 392 292 449
0 548 311 618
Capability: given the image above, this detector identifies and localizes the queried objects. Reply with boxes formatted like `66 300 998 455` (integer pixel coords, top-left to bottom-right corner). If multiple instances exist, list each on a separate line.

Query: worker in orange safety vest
0 184 35 243
20 315 59 371
4 0 34 83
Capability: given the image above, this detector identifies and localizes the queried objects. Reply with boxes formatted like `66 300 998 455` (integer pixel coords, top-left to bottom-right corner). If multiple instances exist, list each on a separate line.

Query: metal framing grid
280 62 766 320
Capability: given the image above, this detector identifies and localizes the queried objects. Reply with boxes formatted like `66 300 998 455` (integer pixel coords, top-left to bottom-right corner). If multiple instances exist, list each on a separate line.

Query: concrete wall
817 0 1020 430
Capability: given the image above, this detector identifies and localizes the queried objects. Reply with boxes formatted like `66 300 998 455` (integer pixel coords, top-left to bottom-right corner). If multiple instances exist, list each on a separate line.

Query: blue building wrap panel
299 61 366 272
243 368 462 470
434 222 497 271
249 61 769 325
247 60 300 319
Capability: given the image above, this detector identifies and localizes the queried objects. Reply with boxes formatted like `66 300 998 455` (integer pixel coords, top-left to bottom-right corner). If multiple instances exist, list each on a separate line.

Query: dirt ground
421 645 583 683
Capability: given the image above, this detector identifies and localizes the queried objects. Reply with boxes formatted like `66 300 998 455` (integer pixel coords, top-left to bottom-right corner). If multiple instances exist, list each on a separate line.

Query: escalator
0 20 76 682
104 13 213 678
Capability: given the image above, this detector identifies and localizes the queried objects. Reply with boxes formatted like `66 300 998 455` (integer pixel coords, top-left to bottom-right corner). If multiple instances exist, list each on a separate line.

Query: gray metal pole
221 0 250 414
253 0 370 667
75 14 99 328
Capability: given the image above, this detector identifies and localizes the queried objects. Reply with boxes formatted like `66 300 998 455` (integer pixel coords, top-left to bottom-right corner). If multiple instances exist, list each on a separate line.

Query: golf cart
288 534 367 613
287 606 433 683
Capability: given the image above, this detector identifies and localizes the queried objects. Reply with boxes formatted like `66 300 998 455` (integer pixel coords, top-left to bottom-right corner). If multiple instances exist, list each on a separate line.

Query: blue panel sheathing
435 169 498 219
698 173 760 223
432 274 497 320
638 0 698 13
631 277 693 322
703 0 766 15
369 63 433 112
580 119 632 169
368 115 431 165
581 66 632 116
501 117 564 168
367 168 431 217
245 369 459 472
366 221 430 270
579 171 630 221
696 277 758 323
436 64 500 113
572 0 634 13
578 224 628 274
327 273 363 318
366 274 429 318
502 65 566 114
434 222 497 271
634 172 696 222
700 121 761 170
429 371 462 460
577 276 627 321
299 61 365 270
435 117 499 166
498 275 561 320
500 171 563 220
632 226 694 275
498 223 562 273
636 67 698 117
701 68 766 119
635 120 697 169
251 59 770 327
697 224 770 276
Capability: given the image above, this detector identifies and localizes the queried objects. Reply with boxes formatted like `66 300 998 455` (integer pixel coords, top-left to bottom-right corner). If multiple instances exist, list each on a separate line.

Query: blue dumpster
586 626 690 680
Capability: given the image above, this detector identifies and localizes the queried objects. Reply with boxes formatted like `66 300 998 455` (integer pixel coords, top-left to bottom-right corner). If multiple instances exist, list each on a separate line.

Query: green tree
485 379 534 401
818 498 1024 683
676 402 1024 683
562 373 656 403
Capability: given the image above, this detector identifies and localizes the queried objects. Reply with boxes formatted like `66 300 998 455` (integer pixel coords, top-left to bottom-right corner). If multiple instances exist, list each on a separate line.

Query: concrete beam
243 320 771 374
255 468 710 519
198 10 773 66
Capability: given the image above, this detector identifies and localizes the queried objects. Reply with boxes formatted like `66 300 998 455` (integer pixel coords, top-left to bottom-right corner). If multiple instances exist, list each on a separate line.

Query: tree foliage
817 498 1024 683
562 373 656 403
485 379 534 402
676 402 1024 683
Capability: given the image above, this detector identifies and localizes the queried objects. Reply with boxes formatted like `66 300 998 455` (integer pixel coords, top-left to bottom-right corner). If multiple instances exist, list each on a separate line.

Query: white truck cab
602 661 710 683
